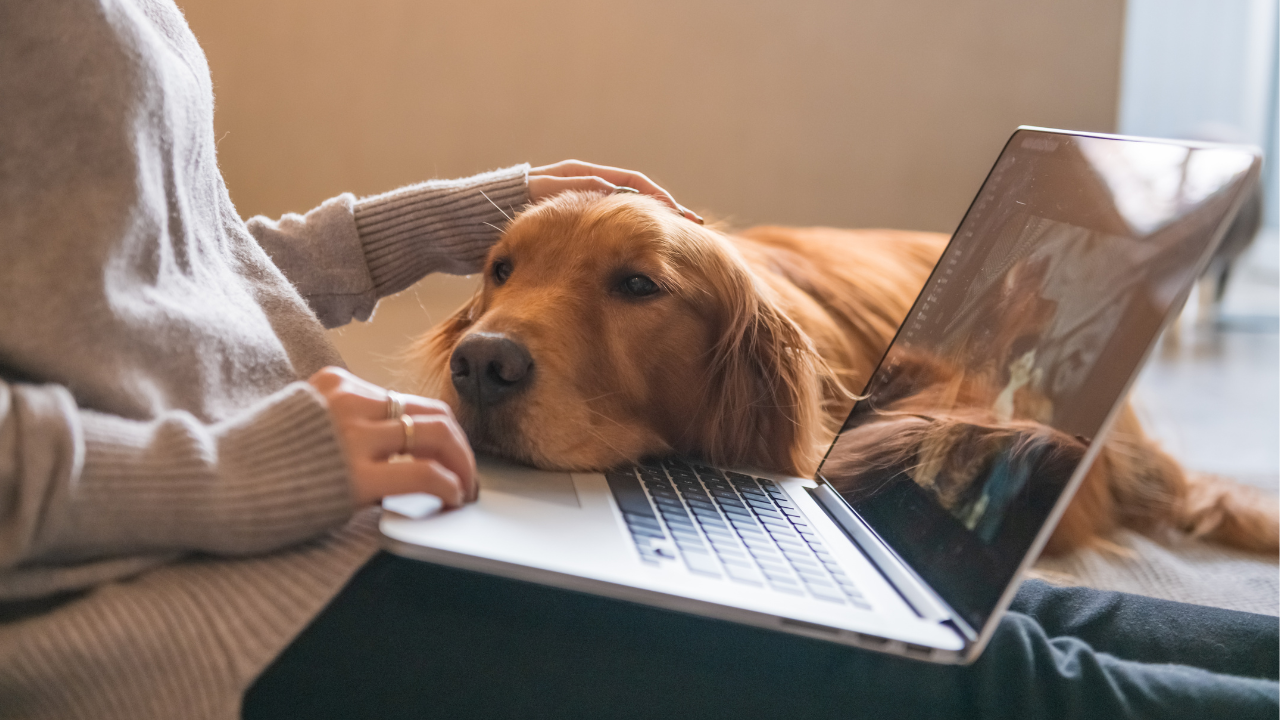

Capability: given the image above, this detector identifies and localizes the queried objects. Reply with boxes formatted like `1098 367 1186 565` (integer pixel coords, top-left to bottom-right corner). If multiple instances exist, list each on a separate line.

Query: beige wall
180 0 1125 388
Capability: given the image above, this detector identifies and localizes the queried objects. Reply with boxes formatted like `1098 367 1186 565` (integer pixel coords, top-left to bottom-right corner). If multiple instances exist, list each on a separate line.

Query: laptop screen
816 129 1259 632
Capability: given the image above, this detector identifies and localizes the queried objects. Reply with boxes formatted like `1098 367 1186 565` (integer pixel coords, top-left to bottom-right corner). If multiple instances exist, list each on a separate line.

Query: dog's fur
410 192 1279 555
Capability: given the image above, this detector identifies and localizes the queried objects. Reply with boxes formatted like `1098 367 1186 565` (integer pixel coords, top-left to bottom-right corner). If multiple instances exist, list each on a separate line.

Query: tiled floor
1130 229 1279 493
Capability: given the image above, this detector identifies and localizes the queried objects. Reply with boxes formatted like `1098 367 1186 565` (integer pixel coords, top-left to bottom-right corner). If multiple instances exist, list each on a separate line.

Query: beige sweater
0 1 528 716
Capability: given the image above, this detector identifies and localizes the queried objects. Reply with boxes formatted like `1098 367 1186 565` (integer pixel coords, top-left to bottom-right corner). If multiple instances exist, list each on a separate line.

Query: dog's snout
450 333 534 406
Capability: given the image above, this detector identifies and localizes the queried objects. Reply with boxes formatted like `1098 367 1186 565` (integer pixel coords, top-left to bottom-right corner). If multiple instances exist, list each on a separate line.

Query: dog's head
409 192 832 474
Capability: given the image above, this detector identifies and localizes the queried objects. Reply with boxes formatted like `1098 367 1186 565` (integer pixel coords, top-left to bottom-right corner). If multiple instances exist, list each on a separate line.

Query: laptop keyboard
605 459 870 608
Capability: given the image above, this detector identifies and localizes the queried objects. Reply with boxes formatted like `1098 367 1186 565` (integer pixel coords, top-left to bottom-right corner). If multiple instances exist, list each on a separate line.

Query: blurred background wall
179 0 1128 386
180 0 1278 490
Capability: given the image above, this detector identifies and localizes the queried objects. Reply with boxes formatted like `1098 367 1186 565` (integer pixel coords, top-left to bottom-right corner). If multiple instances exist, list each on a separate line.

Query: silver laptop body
381 127 1261 664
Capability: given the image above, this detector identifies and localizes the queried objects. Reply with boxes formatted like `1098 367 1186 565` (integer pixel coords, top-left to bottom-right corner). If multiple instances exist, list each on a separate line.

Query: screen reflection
818 130 1257 630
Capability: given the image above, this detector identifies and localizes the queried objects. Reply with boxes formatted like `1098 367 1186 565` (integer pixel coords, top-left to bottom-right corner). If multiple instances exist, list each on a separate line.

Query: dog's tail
1175 472 1280 554
1103 406 1279 555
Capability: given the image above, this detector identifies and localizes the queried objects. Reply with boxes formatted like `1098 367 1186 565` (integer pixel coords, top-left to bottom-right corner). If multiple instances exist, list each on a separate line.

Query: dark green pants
243 552 1279 720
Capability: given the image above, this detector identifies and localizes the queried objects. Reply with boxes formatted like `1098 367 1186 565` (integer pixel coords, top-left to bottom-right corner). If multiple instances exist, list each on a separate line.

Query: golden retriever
409 191 1278 556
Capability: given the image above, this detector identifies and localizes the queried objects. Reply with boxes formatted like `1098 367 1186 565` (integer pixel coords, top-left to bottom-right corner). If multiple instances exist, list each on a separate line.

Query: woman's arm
248 161 699 329
0 370 476 599
247 166 530 329
0 380 354 587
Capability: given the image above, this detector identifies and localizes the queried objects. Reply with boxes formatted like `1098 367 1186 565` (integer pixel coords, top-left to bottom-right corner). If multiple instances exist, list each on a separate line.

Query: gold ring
386 391 405 421
398 413 414 455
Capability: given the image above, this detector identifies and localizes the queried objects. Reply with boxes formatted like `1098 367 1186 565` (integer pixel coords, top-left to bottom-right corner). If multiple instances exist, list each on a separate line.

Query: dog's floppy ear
684 234 833 476
404 289 484 398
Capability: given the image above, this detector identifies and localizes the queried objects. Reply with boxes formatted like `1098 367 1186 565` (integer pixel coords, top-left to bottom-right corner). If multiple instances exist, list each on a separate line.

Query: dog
409 191 1279 556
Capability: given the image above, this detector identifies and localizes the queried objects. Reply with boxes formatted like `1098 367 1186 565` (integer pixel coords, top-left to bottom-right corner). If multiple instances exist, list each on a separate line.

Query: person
0 2 1275 719
0 1 694 716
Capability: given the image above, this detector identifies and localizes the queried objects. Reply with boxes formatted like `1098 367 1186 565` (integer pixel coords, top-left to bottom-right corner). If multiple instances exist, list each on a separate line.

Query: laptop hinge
809 484 977 643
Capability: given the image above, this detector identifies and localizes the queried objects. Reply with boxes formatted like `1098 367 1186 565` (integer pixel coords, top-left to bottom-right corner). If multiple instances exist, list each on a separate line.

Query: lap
243 553 1278 720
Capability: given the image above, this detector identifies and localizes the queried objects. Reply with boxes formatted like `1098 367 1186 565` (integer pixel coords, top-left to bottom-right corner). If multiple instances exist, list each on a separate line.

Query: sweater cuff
354 164 530 298
57 384 355 559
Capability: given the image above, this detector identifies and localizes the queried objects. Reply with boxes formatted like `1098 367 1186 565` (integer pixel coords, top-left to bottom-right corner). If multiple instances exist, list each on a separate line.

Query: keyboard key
678 544 710 557
837 583 863 599
806 584 846 603
629 525 665 539
775 537 807 552
714 548 748 562
606 471 657 517
800 576 836 594
767 529 801 543
724 564 764 585
625 513 661 528
670 526 701 541
783 550 814 568
793 565 829 581
757 516 791 531
682 553 721 577
762 563 793 579
752 554 786 569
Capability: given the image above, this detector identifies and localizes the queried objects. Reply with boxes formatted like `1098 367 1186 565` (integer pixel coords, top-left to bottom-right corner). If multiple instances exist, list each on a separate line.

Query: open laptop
380 127 1261 664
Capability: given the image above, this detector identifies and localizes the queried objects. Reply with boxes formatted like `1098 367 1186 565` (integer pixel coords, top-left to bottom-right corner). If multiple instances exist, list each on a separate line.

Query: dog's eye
492 260 513 285
621 274 660 297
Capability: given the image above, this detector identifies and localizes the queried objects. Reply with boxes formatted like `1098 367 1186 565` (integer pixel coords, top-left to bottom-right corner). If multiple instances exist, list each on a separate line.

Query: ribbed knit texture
69 385 353 557
0 1 527 717
355 165 529 296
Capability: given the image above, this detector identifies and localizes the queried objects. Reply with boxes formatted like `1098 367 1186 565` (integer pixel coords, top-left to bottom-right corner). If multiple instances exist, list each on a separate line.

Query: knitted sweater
0 1 528 716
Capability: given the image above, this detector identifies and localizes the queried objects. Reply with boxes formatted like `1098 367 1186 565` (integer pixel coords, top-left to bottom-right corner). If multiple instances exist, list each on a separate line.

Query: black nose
450 332 534 407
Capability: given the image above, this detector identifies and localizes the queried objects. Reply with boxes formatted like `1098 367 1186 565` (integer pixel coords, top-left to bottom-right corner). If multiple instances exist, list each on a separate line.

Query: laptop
380 127 1261 664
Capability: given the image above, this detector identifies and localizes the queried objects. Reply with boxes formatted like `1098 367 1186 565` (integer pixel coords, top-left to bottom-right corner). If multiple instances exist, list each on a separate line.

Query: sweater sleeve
246 165 530 329
0 378 356 589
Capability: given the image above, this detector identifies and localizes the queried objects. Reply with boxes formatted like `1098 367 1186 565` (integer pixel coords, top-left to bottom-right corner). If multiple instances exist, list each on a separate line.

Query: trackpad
477 455 581 509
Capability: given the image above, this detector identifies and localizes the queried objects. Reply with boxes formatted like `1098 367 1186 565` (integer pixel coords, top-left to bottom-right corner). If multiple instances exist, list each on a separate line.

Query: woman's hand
308 367 477 508
529 160 703 224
